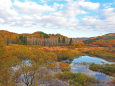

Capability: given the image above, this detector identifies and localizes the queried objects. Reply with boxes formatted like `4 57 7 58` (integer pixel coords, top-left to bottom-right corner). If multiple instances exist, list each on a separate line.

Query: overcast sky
0 0 115 37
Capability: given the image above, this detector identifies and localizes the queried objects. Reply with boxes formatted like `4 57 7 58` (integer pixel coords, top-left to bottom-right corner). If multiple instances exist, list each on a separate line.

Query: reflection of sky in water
12 60 31 71
71 56 114 86
72 56 114 64
22 60 31 65
71 64 112 86
71 64 111 81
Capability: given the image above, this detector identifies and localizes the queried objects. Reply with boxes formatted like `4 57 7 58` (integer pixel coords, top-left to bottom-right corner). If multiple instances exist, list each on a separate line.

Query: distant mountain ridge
77 38 89 41
83 33 115 47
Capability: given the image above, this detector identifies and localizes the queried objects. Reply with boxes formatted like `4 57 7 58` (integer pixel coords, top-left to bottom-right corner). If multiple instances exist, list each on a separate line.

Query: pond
71 56 115 86
72 56 115 64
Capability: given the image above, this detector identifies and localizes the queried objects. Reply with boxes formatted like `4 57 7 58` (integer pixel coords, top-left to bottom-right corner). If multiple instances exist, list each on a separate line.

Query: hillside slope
0 30 81 46
0 30 66 39
83 33 115 47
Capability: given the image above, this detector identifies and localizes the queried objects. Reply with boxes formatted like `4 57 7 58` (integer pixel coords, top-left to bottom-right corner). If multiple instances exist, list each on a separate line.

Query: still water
71 56 115 86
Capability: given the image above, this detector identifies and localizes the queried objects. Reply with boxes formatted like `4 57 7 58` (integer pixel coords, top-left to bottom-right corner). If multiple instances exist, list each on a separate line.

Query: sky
0 0 115 37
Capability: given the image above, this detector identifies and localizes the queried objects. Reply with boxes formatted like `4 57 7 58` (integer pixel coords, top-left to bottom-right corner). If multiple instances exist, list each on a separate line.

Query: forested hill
1 30 114 47
0 30 81 46
83 33 115 47
0 30 66 39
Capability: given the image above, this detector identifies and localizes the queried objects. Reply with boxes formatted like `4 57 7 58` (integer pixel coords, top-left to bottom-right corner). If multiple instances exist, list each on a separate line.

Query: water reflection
71 56 114 86
72 56 115 64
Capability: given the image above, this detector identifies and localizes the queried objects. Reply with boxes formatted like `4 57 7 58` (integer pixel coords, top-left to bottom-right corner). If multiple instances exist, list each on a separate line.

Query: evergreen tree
19 35 27 45
19 35 23 44
62 37 65 43
69 38 73 45
15 37 18 44
58 37 61 43
23 36 27 45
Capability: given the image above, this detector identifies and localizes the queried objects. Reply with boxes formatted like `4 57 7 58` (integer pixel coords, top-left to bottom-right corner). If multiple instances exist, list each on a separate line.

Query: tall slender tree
62 37 65 43
69 38 73 45
19 35 23 44
19 35 27 45
23 36 27 45
58 37 61 43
